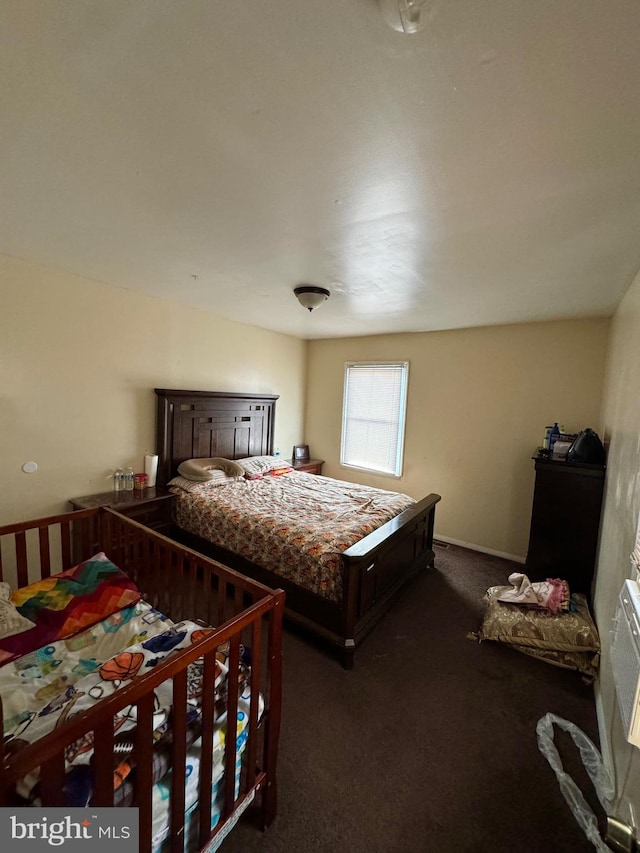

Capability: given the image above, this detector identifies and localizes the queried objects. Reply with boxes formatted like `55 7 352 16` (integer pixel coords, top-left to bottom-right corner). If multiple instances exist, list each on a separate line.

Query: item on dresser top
548 423 560 455
144 453 159 488
292 444 310 462
114 467 125 492
566 428 606 465
124 466 135 491
552 440 572 459
134 472 148 490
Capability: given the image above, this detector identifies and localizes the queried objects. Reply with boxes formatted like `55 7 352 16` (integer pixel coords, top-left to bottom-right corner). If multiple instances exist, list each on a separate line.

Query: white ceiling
2 0 640 340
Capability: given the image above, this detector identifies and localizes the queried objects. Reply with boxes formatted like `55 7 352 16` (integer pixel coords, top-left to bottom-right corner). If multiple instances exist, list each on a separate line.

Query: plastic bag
536 713 614 851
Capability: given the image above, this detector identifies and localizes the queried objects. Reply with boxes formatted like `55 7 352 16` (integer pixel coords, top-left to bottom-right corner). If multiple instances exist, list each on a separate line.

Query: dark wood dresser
69 488 175 554
525 453 605 597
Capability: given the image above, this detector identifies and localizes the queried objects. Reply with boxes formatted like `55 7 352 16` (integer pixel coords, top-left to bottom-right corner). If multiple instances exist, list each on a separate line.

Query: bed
155 388 441 668
0 506 284 853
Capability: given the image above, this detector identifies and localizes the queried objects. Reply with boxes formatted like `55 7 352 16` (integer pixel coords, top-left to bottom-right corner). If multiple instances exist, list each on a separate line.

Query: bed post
341 565 359 670
262 590 285 828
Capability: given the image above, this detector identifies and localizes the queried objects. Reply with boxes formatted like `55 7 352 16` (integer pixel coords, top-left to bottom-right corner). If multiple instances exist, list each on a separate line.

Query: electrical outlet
606 816 636 852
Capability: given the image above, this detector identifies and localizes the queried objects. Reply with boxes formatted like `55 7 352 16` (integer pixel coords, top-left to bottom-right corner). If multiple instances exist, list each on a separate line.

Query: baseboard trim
434 535 526 565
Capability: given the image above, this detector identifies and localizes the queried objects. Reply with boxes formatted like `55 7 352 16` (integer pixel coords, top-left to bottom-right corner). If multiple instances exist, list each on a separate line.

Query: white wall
0 253 306 523
306 319 609 560
595 267 640 830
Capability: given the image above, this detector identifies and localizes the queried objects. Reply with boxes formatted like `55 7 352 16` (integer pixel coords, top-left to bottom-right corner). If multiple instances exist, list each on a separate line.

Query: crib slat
223 634 240 819
136 692 155 853
75 514 92 564
38 526 51 578
161 546 172 616
262 592 284 827
60 521 72 568
247 616 262 789
40 752 66 805
15 531 29 587
188 556 197 621
93 720 114 806
170 669 188 853
198 650 217 847
218 579 227 626
202 564 212 627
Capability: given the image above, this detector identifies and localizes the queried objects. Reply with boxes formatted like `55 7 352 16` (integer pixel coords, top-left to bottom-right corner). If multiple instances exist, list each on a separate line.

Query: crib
0 507 284 853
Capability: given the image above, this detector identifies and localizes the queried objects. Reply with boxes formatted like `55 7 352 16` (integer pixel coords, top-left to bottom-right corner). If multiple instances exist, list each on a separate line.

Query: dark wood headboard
154 389 279 486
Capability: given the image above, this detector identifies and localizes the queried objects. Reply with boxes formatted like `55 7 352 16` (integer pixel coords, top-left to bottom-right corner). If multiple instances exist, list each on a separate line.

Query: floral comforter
173 471 415 601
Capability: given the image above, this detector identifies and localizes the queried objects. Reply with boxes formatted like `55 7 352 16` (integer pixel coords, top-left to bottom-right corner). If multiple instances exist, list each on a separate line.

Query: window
340 361 409 477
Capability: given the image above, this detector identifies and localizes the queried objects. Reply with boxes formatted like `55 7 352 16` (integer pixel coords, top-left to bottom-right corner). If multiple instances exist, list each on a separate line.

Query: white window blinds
340 362 409 477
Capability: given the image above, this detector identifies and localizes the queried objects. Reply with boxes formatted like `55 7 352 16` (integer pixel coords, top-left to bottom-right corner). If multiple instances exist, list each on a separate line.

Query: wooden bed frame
155 388 441 669
0 507 284 853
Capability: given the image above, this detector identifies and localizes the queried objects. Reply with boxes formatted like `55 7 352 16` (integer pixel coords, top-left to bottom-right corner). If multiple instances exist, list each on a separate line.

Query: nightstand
288 459 324 475
68 487 175 539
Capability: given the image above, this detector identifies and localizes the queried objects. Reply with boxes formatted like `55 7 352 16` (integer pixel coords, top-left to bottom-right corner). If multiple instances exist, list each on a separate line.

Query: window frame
340 360 410 478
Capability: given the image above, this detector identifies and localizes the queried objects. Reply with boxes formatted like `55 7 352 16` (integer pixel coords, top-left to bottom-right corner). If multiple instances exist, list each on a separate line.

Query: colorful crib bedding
173 471 415 601
1 559 259 848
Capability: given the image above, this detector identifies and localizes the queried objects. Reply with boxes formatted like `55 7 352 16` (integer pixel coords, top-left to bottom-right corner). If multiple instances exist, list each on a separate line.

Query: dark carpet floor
221 543 604 853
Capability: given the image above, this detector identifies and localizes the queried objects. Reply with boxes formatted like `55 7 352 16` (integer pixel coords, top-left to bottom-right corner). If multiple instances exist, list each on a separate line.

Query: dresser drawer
288 459 324 475
121 498 173 532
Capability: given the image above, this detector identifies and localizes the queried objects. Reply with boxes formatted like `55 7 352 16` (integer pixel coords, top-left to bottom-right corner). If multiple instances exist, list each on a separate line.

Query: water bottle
114 467 125 492
549 423 560 455
124 466 135 491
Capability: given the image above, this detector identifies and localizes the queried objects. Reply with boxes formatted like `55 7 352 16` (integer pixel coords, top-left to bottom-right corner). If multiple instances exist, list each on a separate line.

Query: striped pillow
168 475 242 493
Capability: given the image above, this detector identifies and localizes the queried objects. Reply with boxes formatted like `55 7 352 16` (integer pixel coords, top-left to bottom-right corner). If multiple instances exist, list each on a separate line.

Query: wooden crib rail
0 507 285 853
0 508 97 586
0 595 281 852
100 508 280 626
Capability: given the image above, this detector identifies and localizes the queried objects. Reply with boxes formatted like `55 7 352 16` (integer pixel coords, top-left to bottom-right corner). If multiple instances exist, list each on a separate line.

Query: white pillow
0 582 35 640
235 456 291 476
178 458 245 482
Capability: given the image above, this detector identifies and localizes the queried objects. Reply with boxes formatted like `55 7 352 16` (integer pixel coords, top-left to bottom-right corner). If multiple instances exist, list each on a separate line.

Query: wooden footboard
0 508 284 853
174 493 441 668
340 492 441 667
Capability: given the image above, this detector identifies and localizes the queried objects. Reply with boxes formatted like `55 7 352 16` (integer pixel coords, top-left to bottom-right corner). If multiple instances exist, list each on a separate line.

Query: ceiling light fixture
379 0 430 34
294 285 331 312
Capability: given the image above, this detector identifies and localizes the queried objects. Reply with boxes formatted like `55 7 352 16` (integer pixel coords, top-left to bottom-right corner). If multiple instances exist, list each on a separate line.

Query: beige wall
306 319 609 559
594 268 640 828
0 253 306 524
